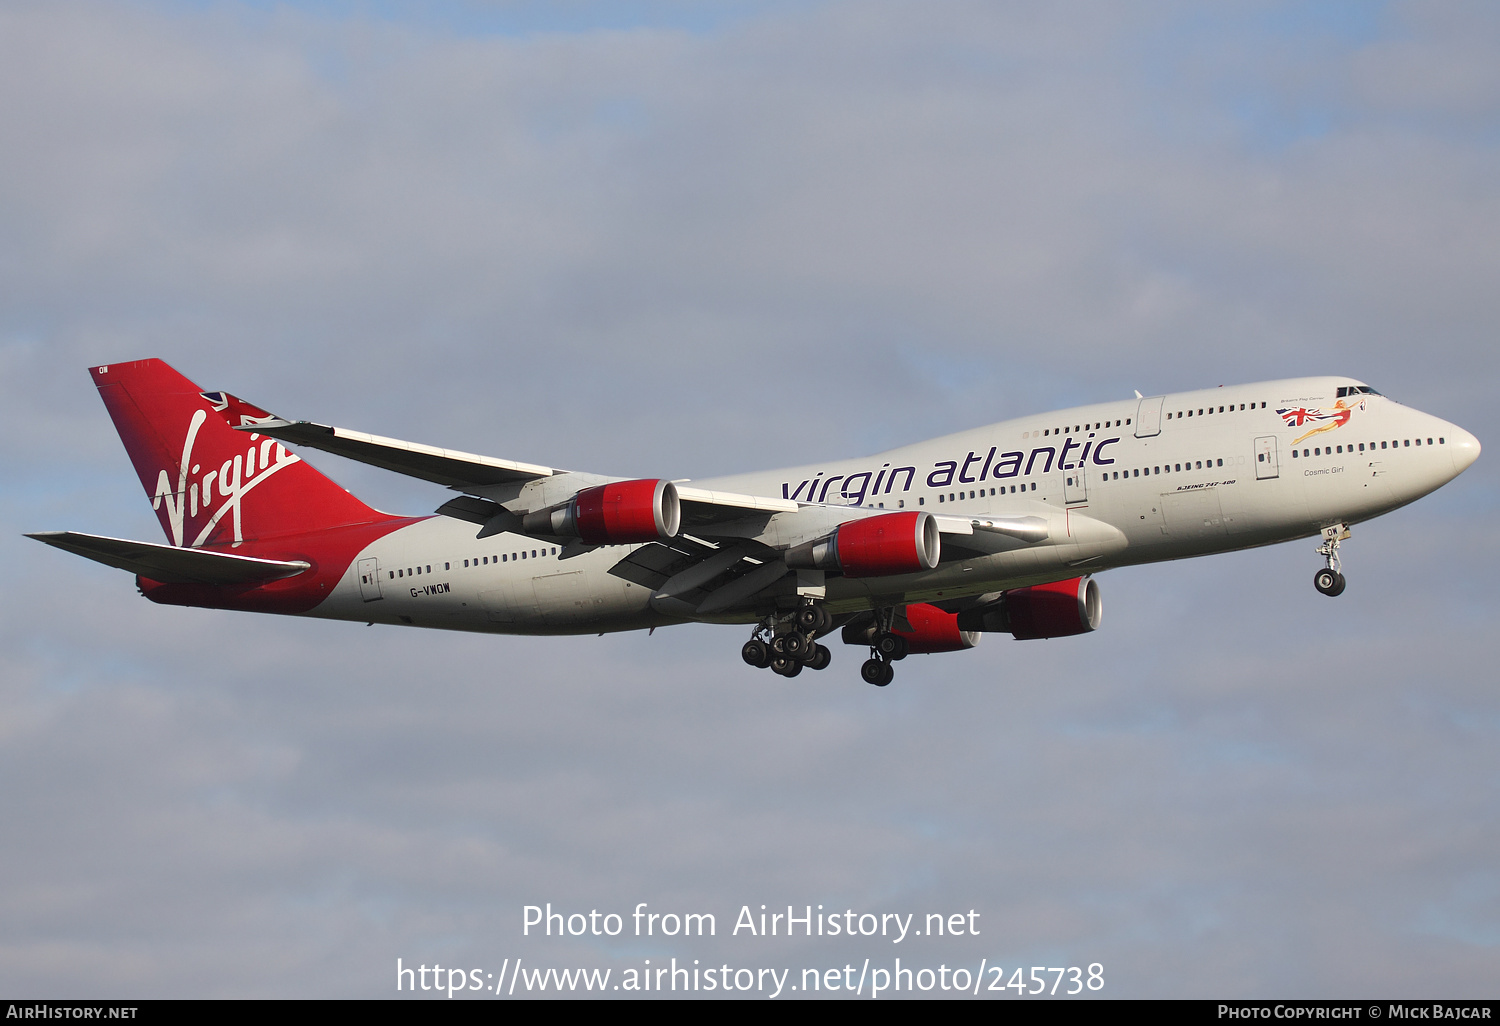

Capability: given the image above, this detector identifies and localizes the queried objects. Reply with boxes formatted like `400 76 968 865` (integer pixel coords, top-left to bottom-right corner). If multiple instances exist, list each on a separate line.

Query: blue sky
2 0 1497 998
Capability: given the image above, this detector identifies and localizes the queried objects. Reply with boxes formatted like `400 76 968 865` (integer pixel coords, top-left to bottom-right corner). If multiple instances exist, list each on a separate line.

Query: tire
861 658 892 686
795 606 822 633
781 632 808 659
770 635 789 655
773 657 802 678
1314 568 1340 595
742 639 771 668
805 644 831 671
876 633 909 660
1328 571 1346 597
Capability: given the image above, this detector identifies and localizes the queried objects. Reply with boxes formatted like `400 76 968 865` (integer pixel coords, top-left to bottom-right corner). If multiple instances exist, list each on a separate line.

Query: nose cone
1449 426 1481 475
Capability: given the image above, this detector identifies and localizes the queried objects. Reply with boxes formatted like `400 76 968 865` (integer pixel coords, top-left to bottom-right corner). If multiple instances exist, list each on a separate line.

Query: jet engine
785 510 940 578
840 602 979 653
522 479 680 544
957 575 1101 640
893 602 980 652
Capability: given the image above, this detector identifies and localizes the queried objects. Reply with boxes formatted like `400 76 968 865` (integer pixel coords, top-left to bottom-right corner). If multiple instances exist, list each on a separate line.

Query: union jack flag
1278 406 1314 427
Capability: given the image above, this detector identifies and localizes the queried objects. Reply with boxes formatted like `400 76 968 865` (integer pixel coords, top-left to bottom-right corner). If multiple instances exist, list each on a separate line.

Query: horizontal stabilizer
27 531 311 585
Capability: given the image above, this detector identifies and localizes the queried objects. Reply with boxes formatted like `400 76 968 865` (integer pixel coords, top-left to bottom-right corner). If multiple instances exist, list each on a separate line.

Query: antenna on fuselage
1133 389 1143 399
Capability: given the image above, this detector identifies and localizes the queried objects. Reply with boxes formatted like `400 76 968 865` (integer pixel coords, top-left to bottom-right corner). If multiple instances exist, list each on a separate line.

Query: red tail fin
93 359 389 548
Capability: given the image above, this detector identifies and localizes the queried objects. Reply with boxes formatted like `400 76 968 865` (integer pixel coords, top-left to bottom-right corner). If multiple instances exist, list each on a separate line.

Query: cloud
1 0 1496 997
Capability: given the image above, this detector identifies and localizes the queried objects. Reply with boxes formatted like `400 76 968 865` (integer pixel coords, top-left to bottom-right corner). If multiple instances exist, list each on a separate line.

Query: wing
230 415 557 490
217 393 800 530
27 531 311 585
208 393 1070 617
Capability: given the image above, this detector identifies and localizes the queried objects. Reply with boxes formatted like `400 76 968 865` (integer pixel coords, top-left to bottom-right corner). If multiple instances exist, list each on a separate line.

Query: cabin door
1254 436 1279 480
357 558 383 602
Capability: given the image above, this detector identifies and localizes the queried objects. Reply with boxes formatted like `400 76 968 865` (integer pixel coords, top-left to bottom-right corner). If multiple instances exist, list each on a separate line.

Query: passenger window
388 571 394 579
444 563 450 571
462 559 468 567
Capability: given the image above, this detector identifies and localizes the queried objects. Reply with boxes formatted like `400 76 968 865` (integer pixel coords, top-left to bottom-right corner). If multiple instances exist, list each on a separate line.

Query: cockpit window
1337 385 1383 398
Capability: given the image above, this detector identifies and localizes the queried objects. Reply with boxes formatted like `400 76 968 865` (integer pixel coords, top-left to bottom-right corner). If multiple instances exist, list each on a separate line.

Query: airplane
28 359 1480 686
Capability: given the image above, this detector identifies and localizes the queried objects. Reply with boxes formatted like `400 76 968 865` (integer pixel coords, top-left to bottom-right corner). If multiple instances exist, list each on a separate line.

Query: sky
2 0 1497 999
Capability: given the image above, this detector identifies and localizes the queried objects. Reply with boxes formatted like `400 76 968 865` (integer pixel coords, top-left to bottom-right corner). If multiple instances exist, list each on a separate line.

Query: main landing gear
859 608 908 688
742 601 833 678
1313 523 1350 597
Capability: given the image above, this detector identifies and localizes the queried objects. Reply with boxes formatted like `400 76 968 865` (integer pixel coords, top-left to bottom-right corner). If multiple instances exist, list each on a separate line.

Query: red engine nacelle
785 510 940 578
523 479 680 544
891 602 980 653
1002 576 1101 640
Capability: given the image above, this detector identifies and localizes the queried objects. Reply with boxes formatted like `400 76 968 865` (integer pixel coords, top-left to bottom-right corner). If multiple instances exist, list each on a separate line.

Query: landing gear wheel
1313 568 1346 596
861 657 894 687
805 644 831 671
772 657 802 678
795 605 828 633
781 632 809 659
742 639 771 668
875 633 909 660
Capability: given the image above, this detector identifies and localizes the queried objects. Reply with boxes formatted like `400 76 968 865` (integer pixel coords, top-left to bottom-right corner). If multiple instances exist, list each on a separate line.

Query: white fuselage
308 377 1479 635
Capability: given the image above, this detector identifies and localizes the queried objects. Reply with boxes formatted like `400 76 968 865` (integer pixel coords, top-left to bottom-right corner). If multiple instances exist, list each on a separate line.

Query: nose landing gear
1314 524 1350 597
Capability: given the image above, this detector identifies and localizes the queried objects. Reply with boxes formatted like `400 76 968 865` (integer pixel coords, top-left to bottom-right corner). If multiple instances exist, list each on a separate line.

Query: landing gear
1314 524 1350 597
741 639 771 668
743 601 831 678
875 632 909 661
1313 568 1346 597
861 656 895 687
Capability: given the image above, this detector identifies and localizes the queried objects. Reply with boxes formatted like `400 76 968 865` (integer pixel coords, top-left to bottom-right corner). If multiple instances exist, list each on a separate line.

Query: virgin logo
151 408 302 548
